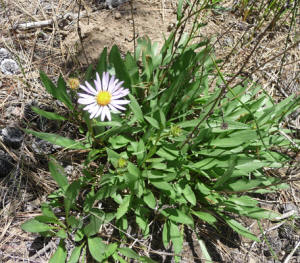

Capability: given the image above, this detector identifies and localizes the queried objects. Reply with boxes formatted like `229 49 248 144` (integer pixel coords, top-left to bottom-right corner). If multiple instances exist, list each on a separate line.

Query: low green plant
21 1 300 262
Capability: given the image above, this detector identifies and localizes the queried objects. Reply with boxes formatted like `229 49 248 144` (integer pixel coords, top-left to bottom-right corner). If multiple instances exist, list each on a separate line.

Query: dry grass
0 0 299 262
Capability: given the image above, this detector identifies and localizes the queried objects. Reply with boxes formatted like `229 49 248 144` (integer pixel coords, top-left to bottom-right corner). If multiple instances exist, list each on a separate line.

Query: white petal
108 103 120 113
84 103 98 112
103 106 111 121
110 101 126 110
112 88 129 96
102 72 109 91
110 80 124 93
100 108 106 121
80 84 96 95
96 72 101 86
111 99 130 105
89 106 99 119
85 81 97 94
78 97 95 105
111 93 126 100
108 75 116 90
94 79 102 92
94 107 103 118
90 106 102 119
78 93 94 99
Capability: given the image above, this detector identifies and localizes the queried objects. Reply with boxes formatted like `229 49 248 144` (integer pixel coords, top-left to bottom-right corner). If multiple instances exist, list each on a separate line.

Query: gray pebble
105 0 128 9
283 203 298 214
1 59 20 75
0 150 14 178
31 138 61 155
2 127 24 149
0 48 11 61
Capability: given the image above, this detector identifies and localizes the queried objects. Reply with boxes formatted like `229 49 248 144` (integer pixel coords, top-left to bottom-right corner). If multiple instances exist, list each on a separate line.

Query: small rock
0 150 14 178
99 26 105 32
282 203 299 214
115 12 121 20
31 138 60 155
0 58 20 75
0 48 11 61
167 23 175 32
4 106 22 119
64 165 74 176
279 224 294 239
106 0 128 9
23 101 39 122
2 127 24 149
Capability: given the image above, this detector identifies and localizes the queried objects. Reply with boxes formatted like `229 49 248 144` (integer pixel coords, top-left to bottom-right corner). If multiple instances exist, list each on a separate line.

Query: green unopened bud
170 125 182 137
118 158 127 168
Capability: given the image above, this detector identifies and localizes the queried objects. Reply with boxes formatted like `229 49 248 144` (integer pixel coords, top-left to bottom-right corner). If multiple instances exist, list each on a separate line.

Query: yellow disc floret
96 91 112 106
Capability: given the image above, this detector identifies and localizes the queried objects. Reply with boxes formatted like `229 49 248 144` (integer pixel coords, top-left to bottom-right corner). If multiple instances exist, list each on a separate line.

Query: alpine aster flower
78 72 130 121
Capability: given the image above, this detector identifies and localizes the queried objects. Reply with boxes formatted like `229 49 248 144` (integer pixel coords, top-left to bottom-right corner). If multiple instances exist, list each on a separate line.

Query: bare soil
0 0 299 262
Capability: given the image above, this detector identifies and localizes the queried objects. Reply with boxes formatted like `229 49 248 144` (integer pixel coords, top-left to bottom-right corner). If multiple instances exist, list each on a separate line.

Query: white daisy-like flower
78 72 130 121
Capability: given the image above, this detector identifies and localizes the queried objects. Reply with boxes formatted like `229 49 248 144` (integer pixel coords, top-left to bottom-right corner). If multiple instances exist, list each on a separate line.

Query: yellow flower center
96 91 112 106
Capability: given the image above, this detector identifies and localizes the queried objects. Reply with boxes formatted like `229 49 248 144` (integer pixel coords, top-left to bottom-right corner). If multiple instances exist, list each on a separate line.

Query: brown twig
76 0 89 65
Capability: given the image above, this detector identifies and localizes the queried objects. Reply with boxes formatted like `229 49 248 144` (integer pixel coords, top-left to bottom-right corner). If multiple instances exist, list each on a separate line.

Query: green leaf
49 241 67 263
31 106 67 121
161 208 194 226
221 215 260 242
112 253 128 263
56 229 67 239
41 203 57 219
177 0 184 20
118 247 140 259
145 116 160 129
128 94 144 122
136 139 145 165
64 180 81 218
109 45 131 89
105 243 118 259
40 71 73 110
84 209 105 237
116 195 131 220
139 256 158 263
40 71 57 97
95 185 118 201
136 214 150 236
127 162 141 178
182 184 196 206
88 237 106 262
57 75 74 110
21 219 52 233
143 191 156 209
170 221 183 254
25 129 88 150
156 146 178 161
48 160 68 190
214 156 237 190
35 215 59 224
198 239 212 263
68 244 84 263
85 64 94 81
162 221 170 249
192 211 217 225
96 47 108 73
75 229 84 242
94 120 122 127
210 130 257 148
